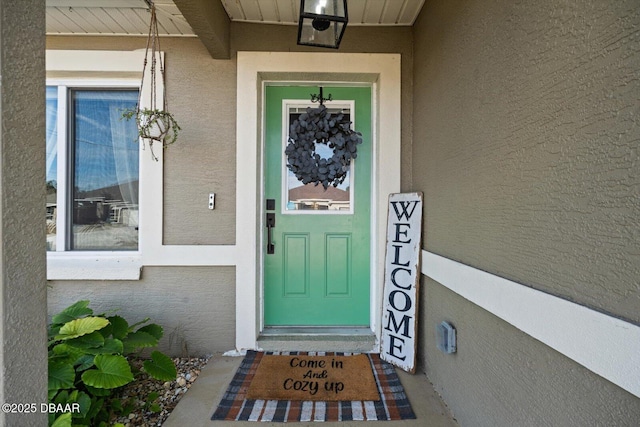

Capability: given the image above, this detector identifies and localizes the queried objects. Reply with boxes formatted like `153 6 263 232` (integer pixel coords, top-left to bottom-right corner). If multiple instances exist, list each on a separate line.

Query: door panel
264 86 372 326
283 233 310 296
325 234 351 296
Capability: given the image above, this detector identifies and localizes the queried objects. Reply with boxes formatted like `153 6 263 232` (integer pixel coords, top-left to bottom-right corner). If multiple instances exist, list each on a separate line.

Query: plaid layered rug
211 350 416 422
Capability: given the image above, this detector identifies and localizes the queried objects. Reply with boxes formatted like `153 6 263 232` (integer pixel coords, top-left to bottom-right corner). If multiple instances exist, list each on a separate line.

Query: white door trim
236 52 401 351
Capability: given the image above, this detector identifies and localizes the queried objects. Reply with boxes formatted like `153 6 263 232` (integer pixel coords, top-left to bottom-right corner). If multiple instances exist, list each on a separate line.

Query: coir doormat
246 353 379 401
212 351 416 422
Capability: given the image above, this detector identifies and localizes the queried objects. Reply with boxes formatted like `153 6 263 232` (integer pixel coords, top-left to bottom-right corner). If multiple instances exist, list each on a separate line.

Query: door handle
266 213 275 254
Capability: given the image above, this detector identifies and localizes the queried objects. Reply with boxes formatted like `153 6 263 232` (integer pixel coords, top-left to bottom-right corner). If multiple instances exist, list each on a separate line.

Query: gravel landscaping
113 356 210 427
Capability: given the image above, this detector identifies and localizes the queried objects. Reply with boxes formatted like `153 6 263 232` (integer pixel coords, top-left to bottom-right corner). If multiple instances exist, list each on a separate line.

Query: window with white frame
46 84 140 251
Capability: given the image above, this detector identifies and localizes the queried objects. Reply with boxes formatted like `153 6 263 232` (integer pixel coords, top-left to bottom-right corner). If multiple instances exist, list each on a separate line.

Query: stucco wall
421 279 640 426
48 25 413 243
47 36 237 246
46 37 237 356
48 267 235 356
46 25 413 354
413 0 640 424
1 1 48 425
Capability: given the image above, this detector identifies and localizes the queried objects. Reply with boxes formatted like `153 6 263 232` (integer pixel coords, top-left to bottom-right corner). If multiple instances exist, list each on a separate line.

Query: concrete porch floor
163 353 458 427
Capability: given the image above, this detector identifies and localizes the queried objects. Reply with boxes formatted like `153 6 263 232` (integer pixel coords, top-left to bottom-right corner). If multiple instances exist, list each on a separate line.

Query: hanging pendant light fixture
297 0 348 49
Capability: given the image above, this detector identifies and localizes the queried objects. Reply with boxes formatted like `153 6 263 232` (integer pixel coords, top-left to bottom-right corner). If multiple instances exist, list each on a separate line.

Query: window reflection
46 86 58 250
71 90 139 250
285 108 352 212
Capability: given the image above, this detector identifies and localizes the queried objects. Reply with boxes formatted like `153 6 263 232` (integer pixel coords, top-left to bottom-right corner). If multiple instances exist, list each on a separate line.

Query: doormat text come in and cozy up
246 354 380 402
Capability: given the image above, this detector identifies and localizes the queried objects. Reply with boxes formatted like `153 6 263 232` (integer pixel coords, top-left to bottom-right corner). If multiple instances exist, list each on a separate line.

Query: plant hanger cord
122 0 180 161
138 1 167 113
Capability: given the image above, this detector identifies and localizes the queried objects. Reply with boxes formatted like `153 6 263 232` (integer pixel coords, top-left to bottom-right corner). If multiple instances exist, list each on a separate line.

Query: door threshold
258 327 377 353
261 326 373 337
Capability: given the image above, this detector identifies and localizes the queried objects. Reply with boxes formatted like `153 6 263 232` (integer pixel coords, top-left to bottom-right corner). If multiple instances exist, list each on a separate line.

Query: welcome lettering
381 193 423 373
391 200 420 221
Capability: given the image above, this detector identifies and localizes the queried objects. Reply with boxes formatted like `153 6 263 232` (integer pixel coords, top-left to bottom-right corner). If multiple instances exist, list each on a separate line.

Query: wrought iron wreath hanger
310 87 333 105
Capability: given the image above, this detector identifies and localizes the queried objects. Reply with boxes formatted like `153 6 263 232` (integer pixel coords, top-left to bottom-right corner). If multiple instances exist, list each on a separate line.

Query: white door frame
236 52 401 351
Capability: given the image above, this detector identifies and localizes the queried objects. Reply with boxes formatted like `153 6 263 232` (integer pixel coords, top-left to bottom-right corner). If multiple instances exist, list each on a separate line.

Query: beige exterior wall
48 25 413 244
413 0 640 424
421 280 640 425
46 37 238 356
37 2 640 421
47 36 237 246
48 267 235 356
1 1 48 425
46 25 412 355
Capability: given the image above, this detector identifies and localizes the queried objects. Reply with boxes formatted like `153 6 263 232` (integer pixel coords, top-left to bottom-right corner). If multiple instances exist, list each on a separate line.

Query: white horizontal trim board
47 254 142 280
422 251 640 399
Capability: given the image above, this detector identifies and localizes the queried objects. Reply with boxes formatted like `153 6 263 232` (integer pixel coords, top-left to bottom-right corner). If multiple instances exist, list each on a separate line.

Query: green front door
264 86 372 326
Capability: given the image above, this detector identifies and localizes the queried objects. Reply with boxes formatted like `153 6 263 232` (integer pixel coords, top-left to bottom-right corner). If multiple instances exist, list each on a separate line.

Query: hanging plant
122 1 180 161
285 104 362 189
122 107 180 149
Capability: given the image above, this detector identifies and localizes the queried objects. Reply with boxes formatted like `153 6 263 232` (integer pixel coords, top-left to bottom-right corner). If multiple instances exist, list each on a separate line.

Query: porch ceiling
46 0 194 36
221 0 426 26
45 0 425 36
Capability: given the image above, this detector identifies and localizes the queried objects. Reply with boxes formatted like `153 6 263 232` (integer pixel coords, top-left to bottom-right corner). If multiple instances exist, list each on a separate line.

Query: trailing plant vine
47 300 177 427
285 104 362 189
122 108 180 161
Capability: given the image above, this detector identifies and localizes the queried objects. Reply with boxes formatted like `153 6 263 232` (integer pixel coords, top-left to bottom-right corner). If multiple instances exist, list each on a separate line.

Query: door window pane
71 90 139 250
46 86 58 250
285 107 353 212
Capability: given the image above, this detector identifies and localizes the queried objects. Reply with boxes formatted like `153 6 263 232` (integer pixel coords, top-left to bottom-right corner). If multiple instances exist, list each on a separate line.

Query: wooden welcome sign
380 192 423 373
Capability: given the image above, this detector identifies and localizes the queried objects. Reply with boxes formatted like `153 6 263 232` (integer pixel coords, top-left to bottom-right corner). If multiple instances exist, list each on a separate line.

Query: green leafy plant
48 300 177 427
122 108 181 161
